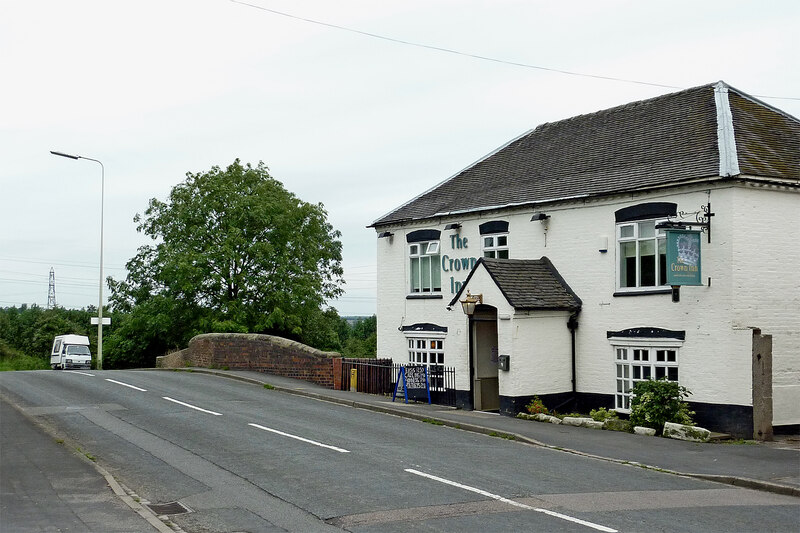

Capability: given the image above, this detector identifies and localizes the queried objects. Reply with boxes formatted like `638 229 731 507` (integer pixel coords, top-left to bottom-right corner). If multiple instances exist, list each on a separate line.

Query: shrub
525 396 549 415
629 379 694 434
590 407 618 422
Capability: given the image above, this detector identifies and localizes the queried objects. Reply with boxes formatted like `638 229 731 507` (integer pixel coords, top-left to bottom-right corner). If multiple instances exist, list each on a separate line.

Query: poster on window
666 230 702 286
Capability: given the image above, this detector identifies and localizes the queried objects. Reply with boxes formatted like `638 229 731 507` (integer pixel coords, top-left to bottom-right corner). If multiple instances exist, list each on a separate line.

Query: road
1 369 798 532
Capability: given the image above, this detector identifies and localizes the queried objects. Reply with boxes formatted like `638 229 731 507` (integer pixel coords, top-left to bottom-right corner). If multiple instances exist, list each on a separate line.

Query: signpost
393 365 431 404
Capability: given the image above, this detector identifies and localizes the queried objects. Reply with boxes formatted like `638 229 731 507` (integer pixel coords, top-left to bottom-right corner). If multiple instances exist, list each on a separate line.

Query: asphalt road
1 369 798 532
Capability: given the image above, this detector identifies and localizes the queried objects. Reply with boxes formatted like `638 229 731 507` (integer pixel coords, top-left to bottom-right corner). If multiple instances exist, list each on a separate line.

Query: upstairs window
617 220 667 289
483 234 509 258
479 220 509 259
409 241 441 293
615 203 676 293
407 229 442 294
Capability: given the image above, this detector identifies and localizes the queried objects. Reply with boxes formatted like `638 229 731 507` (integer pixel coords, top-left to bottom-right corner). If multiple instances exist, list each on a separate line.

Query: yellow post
350 368 358 392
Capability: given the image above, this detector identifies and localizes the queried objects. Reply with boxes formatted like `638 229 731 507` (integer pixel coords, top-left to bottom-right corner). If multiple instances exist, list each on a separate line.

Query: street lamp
50 150 107 370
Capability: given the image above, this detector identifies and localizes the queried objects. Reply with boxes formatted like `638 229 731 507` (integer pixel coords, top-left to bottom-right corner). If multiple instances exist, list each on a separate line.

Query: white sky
1 0 798 316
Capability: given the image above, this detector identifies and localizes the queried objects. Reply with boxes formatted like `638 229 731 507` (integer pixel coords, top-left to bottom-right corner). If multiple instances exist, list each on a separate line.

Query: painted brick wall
731 186 800 425
156 333 340 389
375 182 799 427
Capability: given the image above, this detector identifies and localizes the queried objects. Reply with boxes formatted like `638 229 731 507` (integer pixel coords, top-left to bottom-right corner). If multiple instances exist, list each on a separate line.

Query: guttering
431 193 590 218
372 175 730 228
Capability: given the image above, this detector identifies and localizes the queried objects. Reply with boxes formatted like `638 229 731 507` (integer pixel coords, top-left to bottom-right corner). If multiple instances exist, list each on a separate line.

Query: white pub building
371 82 799 438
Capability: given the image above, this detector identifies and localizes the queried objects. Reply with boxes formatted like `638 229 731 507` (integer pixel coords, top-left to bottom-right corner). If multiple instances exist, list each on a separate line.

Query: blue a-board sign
393 365 431 404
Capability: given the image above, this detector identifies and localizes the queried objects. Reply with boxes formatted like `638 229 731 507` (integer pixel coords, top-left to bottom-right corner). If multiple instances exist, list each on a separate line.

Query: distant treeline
0 305 376 368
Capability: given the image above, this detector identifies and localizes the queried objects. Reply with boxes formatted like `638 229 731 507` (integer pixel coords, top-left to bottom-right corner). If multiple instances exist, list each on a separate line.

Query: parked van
50 335 92 370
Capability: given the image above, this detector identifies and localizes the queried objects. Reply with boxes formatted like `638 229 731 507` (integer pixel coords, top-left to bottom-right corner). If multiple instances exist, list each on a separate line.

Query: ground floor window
613 345 679 411
407 336 445 390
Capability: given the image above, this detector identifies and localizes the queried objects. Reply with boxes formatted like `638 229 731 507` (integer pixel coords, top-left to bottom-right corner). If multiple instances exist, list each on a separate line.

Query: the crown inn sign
666 230 702 286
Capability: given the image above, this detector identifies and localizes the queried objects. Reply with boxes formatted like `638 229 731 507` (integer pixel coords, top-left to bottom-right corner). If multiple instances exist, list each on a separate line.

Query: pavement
1 367 798 532
0 393 173 533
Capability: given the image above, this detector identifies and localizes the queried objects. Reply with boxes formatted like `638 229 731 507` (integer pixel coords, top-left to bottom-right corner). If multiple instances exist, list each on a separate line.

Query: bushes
589 407 618 422
525 396 549 415
630 379 694 434
521 382 695 436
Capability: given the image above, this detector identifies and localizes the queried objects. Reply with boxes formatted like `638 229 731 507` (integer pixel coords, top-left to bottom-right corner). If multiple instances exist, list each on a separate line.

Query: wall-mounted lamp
377 231 394 238
460 290 483 315
532 212 551 246
444 222 461 231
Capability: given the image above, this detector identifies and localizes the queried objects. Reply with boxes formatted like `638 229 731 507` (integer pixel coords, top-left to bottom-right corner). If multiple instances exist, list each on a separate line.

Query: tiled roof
374 82 799 227
729 91 800 178
450 257 582 311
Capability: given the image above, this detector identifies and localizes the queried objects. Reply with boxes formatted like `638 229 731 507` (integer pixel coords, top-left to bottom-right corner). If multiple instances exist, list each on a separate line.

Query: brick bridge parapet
156 333 341 389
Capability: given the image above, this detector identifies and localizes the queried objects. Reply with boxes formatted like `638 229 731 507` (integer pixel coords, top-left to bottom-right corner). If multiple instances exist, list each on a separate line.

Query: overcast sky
2 0 798 317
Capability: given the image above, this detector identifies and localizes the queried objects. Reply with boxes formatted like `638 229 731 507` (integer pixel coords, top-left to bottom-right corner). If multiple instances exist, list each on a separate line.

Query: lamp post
50 150 106 370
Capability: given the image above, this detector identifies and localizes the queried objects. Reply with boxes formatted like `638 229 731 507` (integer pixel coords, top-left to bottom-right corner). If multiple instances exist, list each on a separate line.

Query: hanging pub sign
393 365 431 404
666 230 702 286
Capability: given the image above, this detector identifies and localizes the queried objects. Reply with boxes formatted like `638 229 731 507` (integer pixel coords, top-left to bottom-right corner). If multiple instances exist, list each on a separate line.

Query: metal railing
338 358 457 407
391 363 457 407
339 358 394 395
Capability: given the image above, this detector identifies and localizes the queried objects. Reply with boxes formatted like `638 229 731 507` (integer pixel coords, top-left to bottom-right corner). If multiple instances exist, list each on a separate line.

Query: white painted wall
375 182 799 425
508 312 573 395
730 186 800 426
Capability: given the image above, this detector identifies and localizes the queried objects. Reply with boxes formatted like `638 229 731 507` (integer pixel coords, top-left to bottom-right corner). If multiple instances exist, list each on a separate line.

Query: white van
51 335 92 370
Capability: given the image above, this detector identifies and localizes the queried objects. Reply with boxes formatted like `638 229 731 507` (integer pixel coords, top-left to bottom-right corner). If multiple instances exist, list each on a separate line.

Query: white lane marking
65 371 95 376
105 378 147 391
405 468 617 533
248 423 350 453
163 396 223 416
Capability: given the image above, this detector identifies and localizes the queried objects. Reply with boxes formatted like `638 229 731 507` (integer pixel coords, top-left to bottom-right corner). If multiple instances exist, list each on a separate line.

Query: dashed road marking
248 423 350 453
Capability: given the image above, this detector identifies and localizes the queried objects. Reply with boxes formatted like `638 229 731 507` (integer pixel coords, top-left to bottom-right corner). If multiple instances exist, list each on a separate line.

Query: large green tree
107 160 344 366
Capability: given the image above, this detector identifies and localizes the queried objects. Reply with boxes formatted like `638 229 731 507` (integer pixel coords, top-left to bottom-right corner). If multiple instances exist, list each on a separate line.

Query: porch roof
450 257 582 312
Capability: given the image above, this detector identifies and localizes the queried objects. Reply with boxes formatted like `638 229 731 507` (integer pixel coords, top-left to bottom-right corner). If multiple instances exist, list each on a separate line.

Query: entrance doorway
471 306 499 411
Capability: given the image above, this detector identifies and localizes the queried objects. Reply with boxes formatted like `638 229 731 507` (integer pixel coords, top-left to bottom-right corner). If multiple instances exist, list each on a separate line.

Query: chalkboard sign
393 365 431 404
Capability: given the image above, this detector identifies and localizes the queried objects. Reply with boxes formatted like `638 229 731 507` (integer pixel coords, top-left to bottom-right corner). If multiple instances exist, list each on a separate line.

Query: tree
339 315 377 358
0 305 98 364
107 160 344 366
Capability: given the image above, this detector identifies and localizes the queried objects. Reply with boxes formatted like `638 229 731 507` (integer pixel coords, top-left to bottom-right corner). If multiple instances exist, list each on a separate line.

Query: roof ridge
532 82 720 133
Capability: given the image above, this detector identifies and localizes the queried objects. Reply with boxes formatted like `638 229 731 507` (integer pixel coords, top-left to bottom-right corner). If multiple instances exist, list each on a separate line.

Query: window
407 336 445 390
617 220 667 290
613 345 679 411
479 221 509 259
483 234 509 258
409 241 441 293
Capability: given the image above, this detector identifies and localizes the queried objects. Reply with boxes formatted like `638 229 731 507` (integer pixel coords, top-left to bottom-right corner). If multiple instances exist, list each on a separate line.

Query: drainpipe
567 310 580 404
552 310 580 414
